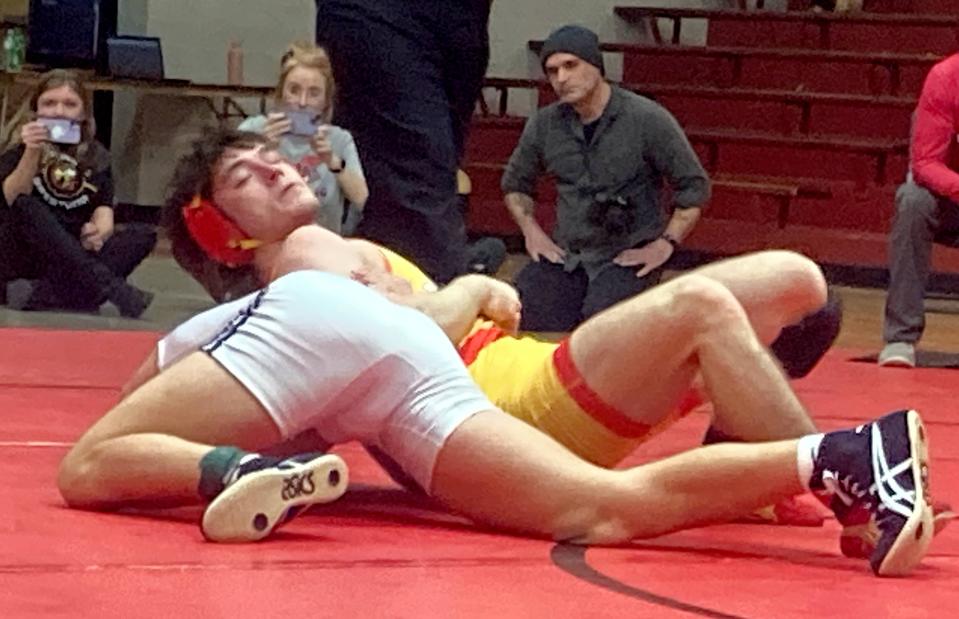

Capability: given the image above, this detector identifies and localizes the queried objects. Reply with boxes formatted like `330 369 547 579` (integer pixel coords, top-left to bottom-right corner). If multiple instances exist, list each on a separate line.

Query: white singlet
157 270 494 491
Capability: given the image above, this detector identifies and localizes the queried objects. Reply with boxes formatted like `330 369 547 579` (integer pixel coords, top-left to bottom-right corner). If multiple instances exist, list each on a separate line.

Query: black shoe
109 284 154 318
771 288 842 378
201 452 348 542
811 410 933 576
466 237 507 275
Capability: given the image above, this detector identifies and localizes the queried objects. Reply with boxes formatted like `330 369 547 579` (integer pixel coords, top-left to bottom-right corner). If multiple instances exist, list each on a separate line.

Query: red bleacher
464 1 959 272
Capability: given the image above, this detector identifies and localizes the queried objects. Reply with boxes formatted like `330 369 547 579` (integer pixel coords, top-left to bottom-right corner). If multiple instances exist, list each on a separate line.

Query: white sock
796 433 825 491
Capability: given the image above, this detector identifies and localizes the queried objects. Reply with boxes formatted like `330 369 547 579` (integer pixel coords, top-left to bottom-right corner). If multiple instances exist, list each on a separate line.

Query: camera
38 117 82 145
589 192 635 236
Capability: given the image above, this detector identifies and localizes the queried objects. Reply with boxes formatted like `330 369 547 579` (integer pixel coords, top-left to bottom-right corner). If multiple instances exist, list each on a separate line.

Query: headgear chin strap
182 195 262 266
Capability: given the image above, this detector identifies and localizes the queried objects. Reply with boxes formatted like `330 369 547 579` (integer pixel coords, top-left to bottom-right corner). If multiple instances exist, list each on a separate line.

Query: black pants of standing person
516 255 843 379
515 260 665 333
0 196 156 314
316 0 491 284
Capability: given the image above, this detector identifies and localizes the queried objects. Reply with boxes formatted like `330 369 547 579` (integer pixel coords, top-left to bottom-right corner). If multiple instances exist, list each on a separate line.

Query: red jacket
912 54 959 201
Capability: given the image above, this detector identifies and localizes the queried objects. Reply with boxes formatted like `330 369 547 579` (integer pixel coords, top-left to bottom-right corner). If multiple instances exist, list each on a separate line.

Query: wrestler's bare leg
569 274 815 442
58 353 283 509
689 250 828 345
430 408 933 577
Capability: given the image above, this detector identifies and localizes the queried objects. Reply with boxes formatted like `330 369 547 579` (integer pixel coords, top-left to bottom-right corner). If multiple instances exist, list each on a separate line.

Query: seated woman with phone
0 69 155 316
238 41 368 236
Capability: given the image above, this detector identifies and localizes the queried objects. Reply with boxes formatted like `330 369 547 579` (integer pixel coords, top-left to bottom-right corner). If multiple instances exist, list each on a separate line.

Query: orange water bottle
227 40 244 85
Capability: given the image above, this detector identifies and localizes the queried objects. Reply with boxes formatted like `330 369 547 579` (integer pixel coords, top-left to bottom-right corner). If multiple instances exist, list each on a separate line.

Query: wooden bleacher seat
613 6 959 48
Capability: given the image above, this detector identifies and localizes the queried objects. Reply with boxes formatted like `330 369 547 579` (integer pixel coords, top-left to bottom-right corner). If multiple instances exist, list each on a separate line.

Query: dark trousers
316 0 490 283
0 196 156 307
516 260 664 332
883 181 959 344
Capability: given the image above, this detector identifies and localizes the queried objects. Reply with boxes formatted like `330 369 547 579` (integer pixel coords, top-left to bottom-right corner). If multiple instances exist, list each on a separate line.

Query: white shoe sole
874 410 934 576
878 356 915 369
201 454 349 543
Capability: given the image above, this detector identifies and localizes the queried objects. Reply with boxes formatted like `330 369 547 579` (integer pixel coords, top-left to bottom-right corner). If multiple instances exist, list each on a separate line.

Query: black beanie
539 24 605 76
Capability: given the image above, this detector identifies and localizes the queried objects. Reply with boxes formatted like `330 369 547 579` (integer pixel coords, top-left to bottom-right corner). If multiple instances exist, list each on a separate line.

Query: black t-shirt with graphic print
0 142 114 235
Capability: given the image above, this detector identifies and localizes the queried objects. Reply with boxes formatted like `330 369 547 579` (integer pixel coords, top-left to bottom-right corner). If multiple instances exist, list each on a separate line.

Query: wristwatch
329 162 344 174
660 233 680 249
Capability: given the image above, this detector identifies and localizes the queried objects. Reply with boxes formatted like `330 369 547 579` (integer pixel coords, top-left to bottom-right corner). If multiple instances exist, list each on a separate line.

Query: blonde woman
238 42 367 235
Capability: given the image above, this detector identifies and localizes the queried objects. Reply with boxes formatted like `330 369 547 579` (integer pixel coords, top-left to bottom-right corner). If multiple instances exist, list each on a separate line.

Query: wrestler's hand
614 238 674 277
469 275 522 334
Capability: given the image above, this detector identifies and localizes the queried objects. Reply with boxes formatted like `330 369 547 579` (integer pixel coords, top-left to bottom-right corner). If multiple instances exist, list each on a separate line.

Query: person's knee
128 223 158 251
57 442 107 509
757 250 828 311
669 274 746 331
516 262 583 331
894 183 939 229
581 266 662 320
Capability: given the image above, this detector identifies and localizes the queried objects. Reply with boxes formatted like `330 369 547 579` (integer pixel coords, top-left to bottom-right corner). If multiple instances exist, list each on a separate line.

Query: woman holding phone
0 69 155 316
238 42 368 236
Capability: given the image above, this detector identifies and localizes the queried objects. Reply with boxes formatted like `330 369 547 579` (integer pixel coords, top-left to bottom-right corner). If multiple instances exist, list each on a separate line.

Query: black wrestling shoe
201 452 348 542
811 410 933 576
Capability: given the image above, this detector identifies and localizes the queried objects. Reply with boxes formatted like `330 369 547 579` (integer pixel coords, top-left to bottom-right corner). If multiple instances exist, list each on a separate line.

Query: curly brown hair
163 127 267 302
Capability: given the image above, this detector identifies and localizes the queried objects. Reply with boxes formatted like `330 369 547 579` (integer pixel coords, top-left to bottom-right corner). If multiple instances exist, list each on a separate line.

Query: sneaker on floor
878 342 916 368
840 500 955 560
201 452 348 543
739 495 826 527
812 409 933 576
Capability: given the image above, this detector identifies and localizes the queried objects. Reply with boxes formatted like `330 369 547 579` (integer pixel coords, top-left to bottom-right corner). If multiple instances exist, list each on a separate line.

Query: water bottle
3 28 22 72
227 40 244 85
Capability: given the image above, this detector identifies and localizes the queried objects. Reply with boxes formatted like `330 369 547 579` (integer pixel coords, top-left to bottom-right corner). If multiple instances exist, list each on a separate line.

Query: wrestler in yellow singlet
378 246 701 468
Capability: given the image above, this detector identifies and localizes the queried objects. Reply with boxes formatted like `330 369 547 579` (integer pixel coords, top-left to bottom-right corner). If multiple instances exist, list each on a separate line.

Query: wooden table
0 69 274 134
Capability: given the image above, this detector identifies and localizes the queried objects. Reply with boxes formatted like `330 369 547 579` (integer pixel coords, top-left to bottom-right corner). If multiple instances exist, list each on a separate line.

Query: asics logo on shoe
870 423 916 520
820 422 917 521
281 472 316 500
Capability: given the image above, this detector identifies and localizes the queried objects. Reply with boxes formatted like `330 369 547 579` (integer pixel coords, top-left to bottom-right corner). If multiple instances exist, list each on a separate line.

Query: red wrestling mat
1 327 956 618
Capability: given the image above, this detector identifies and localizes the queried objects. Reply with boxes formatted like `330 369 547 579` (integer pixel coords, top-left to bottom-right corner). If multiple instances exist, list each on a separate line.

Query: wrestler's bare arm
347 239 520 340
392 275 521 342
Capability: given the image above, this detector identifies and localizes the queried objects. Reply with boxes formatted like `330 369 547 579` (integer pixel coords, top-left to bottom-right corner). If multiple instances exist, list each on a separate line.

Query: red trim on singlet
676 389 704 417
458 326 507 365
552 339 653 438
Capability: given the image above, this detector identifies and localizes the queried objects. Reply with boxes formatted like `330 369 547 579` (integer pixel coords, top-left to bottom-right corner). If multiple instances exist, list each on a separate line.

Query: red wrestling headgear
181 195 262 266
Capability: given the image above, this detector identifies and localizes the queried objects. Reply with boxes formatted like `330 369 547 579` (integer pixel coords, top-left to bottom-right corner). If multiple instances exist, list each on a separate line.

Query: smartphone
38 117 82 145
285 109 319 137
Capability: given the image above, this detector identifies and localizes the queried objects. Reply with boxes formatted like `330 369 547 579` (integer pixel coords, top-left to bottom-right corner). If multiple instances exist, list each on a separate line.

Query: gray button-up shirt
501 86 710 272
